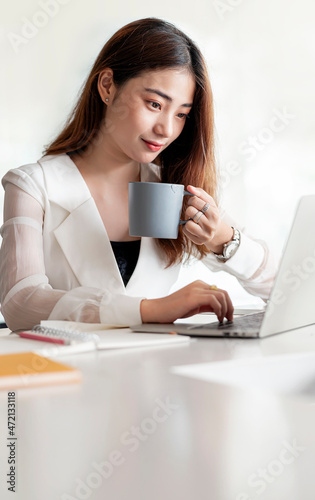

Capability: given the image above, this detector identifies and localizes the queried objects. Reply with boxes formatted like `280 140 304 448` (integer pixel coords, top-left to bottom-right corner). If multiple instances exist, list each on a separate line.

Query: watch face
224 242 238 259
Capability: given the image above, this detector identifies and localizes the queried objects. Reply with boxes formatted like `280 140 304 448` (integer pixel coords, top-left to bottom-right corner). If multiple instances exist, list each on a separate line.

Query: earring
105 98 109 102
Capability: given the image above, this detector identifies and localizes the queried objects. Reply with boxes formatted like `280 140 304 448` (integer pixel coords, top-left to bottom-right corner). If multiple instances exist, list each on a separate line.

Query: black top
110 240 141 287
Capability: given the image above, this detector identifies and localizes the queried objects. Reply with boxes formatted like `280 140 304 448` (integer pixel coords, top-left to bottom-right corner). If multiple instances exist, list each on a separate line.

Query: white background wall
1 0 315 304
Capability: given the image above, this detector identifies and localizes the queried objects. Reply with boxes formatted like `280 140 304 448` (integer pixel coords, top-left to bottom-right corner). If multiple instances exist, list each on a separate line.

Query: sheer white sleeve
201 209 278 300
0 184 142 331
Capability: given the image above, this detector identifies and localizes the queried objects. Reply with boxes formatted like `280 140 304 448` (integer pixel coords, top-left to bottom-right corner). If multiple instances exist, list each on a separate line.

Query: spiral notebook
3 321 190 356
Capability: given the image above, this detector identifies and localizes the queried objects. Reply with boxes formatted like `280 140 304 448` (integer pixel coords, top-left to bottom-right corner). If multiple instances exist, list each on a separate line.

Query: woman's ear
98 68 115 104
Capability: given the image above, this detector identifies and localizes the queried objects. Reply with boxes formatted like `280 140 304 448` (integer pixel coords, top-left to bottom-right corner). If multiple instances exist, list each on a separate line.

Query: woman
0 18 275 331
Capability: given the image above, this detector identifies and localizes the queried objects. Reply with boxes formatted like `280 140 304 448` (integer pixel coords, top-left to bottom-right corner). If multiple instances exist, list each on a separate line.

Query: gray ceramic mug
129 182 194 239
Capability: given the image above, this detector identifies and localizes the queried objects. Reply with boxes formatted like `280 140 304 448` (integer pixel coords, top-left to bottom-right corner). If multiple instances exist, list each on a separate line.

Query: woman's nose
153 114 173 138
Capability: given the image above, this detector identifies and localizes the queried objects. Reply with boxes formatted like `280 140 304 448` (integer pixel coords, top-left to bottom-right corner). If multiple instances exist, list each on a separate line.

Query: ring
201 202 210 214
209 285 218 291
192 211 203 224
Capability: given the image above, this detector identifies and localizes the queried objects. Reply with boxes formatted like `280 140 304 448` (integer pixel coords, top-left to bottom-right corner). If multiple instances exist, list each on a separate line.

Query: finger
205 294 223 321
184 208 210 234
210 290 228 322
183 212 214 243
187 194 216 212
186 185 215 205
184 204 216 233
182 220 205 241
192 284 225 320
216 288 234 321
185 206 206 224
175 285 223 320
197 290 227 322
197 282 233 322
185 292 222 320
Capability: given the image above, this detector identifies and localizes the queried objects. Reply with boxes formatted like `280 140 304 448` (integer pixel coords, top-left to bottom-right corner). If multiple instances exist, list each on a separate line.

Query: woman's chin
129 152 160 165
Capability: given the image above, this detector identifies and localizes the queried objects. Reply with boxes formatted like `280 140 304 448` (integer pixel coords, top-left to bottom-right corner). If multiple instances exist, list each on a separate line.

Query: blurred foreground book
0 352 81 390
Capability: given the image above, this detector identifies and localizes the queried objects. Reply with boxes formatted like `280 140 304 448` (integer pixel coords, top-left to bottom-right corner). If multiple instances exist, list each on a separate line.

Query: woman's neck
71 143 140 186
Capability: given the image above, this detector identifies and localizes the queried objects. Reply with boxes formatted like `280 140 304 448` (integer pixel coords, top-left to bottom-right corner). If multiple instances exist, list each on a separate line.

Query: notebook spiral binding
32 325 99 343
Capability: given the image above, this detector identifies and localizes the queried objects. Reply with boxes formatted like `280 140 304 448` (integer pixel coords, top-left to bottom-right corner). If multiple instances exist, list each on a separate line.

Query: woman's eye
148 101 161 110
178 113 189 120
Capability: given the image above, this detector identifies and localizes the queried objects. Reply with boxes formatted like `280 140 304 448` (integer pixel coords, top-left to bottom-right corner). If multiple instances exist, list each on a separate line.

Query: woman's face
101 68 196 164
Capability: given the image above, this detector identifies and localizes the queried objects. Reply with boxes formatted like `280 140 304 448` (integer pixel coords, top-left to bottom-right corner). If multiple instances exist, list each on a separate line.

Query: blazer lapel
53 198 125 291
40 154 125 291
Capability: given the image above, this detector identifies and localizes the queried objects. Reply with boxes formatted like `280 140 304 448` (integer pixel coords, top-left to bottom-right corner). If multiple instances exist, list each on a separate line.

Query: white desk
1 323 315 500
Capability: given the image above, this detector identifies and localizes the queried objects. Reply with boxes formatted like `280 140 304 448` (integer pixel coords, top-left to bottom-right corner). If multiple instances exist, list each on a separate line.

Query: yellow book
0 352 81 390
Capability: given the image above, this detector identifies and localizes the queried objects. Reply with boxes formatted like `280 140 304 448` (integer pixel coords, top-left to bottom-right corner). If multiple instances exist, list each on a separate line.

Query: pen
17 331 72 345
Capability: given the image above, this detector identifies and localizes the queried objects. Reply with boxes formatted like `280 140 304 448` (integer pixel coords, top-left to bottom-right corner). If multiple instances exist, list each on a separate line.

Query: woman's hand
140 280 234 324
182 185 234 254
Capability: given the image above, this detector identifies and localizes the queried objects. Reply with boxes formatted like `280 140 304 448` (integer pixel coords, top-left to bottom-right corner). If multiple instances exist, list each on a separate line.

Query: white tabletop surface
1 320 315 500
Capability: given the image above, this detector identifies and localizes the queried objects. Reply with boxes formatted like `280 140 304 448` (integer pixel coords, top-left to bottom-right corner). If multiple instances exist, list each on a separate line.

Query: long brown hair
44 18 217 266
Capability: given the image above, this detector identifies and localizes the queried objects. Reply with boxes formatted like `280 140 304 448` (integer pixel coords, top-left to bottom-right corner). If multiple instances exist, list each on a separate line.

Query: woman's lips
142 139 164 152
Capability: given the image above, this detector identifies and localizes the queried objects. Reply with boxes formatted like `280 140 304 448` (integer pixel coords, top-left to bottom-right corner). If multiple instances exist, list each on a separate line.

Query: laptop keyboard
189 311 265 335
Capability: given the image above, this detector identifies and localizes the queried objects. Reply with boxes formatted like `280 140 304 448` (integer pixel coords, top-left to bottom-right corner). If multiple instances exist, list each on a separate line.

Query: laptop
132 195 315 338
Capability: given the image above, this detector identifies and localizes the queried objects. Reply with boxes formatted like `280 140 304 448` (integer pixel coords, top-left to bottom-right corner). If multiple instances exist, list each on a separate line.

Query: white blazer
0 154 276 330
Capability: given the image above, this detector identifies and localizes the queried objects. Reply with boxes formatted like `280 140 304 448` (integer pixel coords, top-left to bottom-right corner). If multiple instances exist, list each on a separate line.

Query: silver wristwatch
212 227 241 263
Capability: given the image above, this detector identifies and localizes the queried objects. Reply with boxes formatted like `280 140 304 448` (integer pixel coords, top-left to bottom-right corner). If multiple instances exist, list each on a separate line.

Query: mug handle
179 190 195 225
